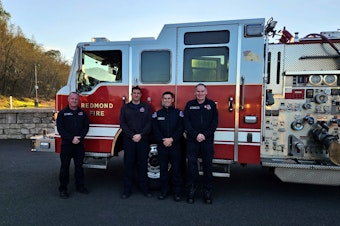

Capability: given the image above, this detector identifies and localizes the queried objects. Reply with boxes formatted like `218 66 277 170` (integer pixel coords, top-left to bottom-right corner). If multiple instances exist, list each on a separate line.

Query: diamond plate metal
283 43 340 71
275 167 340 186
262 159 340 185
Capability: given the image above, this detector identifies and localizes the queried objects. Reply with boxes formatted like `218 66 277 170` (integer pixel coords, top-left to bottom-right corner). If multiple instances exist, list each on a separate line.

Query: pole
10 96 13 109
34 64 39 107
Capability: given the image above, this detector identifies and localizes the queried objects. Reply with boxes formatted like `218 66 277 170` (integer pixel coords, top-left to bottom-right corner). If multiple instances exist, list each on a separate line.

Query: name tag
157 117 165 120
189 106 200 110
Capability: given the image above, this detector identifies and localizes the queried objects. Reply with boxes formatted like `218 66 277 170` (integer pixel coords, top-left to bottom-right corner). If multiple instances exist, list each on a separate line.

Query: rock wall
0 109 55 139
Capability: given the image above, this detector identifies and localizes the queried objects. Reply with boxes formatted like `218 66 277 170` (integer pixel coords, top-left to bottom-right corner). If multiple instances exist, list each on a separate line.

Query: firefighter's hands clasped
132 134 142 142
162 137 173 147
196 133 206 143
72 136 81 144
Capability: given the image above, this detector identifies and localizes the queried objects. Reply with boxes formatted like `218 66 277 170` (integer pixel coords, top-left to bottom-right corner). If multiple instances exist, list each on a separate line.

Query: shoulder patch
152 112 157 118
179 111 184 117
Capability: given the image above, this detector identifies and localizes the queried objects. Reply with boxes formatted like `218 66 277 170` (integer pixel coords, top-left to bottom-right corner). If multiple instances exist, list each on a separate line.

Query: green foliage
0 95 54 109
0 1 70 99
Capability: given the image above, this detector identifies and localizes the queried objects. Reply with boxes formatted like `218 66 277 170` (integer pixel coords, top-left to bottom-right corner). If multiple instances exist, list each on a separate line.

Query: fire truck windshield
77 50 122 92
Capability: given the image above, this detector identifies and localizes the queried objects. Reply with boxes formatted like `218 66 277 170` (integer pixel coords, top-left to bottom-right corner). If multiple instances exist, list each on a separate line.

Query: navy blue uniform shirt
184 98 218 143
56 106 89 144
119 101 151 140
152 106 184 144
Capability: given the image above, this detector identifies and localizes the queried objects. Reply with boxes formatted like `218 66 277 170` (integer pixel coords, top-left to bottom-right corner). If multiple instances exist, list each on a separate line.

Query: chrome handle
228 97 233 112
240 75 245 110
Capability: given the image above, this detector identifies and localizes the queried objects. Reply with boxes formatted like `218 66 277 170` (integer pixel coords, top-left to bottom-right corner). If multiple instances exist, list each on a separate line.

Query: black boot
203 190 212 204
186 186 196 204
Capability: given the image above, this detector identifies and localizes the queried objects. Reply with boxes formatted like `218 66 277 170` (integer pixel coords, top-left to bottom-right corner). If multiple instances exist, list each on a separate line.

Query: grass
0 95 55 109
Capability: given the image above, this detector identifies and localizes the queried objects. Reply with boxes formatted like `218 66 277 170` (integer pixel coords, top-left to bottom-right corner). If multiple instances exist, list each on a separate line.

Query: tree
0 1 70 99
0 1 10 20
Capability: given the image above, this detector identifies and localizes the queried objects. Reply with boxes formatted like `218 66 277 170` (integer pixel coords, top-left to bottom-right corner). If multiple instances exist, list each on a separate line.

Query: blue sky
2 0 339 62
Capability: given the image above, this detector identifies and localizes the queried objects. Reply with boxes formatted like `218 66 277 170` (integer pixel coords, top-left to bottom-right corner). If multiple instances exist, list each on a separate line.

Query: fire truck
54 17 340 186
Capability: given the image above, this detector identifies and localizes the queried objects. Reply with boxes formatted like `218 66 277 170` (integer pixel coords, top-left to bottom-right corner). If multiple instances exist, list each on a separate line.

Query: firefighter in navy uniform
57 92 90 199
120 86 152 199
184 83 218 204
152 91 184 201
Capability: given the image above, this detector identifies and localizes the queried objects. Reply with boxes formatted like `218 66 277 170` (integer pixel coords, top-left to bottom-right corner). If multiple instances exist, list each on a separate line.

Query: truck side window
77 50 122 93
183 47 229 82
141 50 171 83
184 30 230 45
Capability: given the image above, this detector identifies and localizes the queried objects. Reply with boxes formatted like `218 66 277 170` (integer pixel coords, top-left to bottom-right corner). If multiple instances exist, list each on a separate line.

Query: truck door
76 43 130 125
73 43 130 155
176 20 265 164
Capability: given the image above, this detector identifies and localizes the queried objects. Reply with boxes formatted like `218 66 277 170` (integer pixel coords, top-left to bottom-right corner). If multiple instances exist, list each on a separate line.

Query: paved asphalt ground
0 139 339 226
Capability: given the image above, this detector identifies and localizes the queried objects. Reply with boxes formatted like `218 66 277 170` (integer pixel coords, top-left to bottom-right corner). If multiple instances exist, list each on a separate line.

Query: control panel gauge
309 75 323 86
323 75 337 86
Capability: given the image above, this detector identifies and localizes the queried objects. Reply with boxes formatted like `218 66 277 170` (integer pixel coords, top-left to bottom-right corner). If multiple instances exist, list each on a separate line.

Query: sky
2 0 339 62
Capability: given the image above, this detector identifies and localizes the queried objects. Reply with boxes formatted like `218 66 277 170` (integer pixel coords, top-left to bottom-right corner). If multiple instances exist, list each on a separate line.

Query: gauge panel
308 75 323 86
323 75 337 86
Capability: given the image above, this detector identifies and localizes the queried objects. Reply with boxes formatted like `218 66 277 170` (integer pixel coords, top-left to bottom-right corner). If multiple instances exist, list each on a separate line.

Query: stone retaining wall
0 109 55 139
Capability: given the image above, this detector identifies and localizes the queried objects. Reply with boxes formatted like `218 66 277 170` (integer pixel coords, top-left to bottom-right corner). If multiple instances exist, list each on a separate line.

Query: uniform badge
205 104 211 110
78 112 84 116
140 107 145 113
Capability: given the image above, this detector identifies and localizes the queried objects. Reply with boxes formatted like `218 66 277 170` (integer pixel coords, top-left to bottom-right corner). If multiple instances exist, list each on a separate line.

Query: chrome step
83 163 107 169
83 153 111 169
198 158 232 178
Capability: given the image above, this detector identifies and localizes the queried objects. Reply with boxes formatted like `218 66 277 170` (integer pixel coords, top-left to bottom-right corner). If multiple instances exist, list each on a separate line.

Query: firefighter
56 92 90 199
152 91 184 201
120 86 152 199
184 83 218 204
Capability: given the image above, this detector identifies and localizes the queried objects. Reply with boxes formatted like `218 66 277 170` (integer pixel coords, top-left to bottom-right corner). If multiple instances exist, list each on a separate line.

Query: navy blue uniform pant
158 144 183 194
186 141 214 192
123 137 149 194
59 143 85 192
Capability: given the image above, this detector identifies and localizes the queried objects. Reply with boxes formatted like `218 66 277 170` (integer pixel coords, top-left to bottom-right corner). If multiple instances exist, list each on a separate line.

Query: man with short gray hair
184 83 218 204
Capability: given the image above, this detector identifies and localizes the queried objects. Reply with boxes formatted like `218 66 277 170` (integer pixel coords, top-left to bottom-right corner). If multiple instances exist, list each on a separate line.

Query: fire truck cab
55 18 340 186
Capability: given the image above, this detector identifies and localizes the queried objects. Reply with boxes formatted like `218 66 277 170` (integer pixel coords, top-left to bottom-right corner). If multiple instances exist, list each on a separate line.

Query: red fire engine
54 18 340 186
